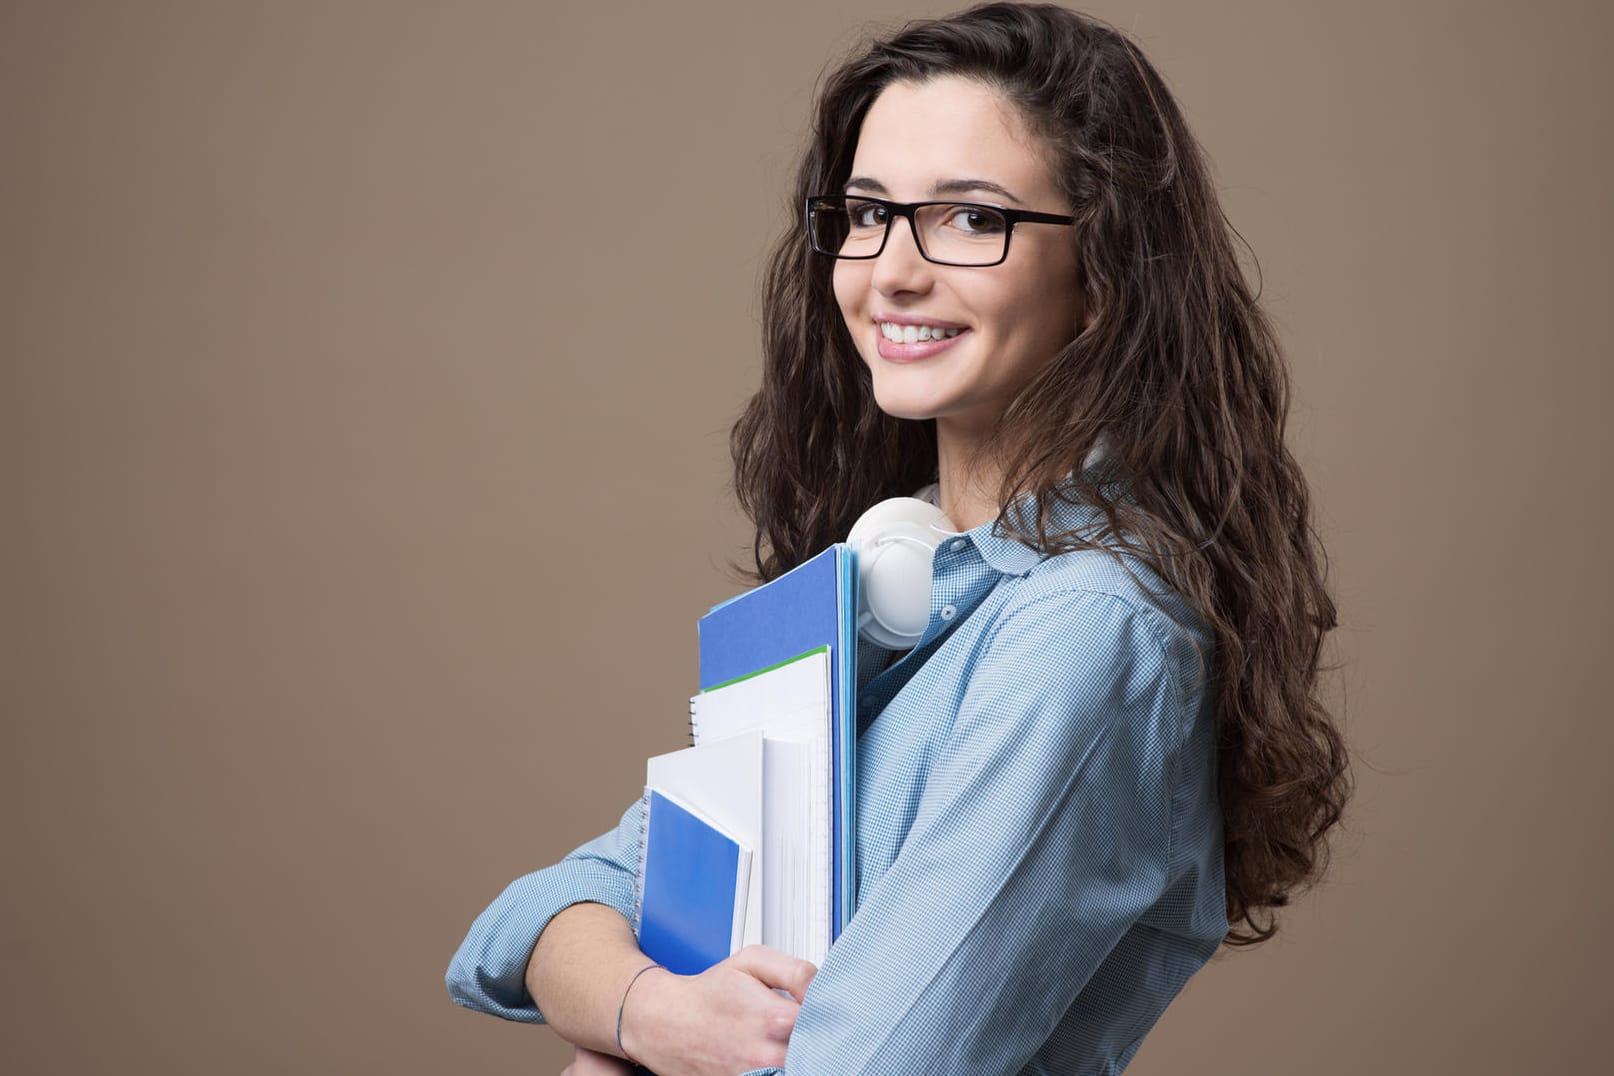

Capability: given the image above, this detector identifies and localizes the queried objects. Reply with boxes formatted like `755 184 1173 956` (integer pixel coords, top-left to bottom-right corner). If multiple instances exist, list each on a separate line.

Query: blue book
635 789 752 976
697 544 858 938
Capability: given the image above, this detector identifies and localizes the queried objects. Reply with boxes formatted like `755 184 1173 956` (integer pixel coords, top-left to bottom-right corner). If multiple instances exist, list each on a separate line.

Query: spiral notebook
634 787 752 976
640 729 766 954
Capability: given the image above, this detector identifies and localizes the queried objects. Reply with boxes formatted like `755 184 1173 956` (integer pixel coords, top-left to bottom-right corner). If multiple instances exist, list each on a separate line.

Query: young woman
447 5 1349 1073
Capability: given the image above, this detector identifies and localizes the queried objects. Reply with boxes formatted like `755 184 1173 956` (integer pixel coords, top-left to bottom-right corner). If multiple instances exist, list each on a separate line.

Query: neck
934 417 1007 532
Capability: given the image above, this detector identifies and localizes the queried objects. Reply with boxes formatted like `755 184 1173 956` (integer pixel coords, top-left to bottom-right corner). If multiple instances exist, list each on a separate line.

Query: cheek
832 262 863 323
1010 268 1081 349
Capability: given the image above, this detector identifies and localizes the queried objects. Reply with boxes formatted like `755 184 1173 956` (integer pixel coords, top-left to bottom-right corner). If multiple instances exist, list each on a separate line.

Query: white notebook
645 728 766 948
689 648 833 965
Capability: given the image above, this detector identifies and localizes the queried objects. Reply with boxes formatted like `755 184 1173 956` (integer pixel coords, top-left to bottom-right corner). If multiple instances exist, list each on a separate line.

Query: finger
760 994 804 1042
730 945 819 1002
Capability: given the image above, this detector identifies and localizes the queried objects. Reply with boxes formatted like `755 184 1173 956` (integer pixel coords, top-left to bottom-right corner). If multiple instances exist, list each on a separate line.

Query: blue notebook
636 788 751 976
697 544 858 938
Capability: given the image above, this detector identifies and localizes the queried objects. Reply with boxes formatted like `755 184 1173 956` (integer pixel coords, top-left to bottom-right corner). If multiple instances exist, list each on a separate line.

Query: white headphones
845 494 957 649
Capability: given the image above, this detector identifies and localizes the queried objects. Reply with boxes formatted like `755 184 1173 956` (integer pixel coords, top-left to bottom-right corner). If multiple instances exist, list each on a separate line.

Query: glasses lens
915 203 1009 265
809 196 888 257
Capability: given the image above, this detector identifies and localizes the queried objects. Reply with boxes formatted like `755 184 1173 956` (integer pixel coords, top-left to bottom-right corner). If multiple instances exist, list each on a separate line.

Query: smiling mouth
873 324 970 363
877 321 965 343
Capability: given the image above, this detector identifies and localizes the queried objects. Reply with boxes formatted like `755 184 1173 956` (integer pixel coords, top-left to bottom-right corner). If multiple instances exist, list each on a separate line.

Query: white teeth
878 322 963 343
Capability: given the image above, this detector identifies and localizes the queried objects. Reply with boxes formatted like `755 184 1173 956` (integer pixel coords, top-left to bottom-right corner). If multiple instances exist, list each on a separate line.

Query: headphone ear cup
847 497 956 649
846 496 951 548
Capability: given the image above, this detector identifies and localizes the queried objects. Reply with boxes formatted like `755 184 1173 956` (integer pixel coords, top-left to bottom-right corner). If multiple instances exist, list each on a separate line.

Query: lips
874 325 971 363
879 321 963 344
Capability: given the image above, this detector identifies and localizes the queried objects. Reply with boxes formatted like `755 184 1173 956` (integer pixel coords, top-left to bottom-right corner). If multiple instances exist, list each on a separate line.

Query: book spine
630 785 651 934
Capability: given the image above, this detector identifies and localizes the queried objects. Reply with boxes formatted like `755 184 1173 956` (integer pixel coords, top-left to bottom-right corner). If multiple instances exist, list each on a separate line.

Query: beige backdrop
3 1 1608 1073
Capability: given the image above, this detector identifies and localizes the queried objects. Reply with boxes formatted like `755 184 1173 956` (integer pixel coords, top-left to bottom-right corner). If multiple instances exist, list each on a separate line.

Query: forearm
527 901 658 1057
447 799 648 1022
535 911 813 1076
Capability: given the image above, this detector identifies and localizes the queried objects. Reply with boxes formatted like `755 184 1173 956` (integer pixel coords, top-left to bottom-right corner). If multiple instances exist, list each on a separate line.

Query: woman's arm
531 905 814 1076
523 901 662 1056
761 588 1224 1073
447 796 818 1074
445 799 646 1021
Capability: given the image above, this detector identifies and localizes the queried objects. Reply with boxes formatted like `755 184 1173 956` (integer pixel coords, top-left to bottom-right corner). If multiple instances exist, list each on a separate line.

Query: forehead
849 75 1061 204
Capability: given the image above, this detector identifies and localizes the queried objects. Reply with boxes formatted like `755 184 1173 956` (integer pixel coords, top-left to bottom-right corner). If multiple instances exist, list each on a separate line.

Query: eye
943 204 1007 236
846 199 889 229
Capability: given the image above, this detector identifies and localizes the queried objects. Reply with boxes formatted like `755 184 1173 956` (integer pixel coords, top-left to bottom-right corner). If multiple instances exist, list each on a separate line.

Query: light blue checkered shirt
446 492 1226 1074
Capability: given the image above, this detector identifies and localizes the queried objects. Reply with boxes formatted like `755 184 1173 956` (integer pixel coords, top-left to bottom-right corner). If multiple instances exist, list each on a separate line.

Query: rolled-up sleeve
772 589 1200 1073
445 796 643 1023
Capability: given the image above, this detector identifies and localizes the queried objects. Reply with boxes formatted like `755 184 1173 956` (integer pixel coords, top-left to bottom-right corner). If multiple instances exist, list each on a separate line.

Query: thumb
729 945 818 1003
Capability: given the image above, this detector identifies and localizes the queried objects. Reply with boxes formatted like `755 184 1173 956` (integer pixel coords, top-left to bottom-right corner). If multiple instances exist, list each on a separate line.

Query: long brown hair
730 2 1348 946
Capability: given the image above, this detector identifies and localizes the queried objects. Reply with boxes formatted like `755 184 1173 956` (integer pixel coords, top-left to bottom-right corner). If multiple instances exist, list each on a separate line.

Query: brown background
3 1 1608 1073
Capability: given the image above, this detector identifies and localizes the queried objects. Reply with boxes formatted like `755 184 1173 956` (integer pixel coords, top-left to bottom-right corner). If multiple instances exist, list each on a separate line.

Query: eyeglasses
804 194 1075 268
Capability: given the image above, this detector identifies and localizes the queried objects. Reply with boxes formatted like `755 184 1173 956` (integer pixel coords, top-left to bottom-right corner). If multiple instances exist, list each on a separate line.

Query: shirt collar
920 474 1122 578
966 514 1045 576
913 438 1119 577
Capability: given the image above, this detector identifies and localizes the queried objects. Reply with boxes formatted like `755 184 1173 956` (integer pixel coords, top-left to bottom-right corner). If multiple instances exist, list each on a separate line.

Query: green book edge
700 644 830 694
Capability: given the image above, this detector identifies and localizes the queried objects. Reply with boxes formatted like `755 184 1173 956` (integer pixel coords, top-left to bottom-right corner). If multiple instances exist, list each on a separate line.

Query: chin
879 406 939 423
868 386 944 422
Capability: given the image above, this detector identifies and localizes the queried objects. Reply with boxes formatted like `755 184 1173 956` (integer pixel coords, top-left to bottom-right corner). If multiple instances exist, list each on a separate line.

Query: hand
560 1046 635 1076
620 946 818 1076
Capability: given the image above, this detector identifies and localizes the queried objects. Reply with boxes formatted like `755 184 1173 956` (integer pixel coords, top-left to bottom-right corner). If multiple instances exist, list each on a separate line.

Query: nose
870 211 934 298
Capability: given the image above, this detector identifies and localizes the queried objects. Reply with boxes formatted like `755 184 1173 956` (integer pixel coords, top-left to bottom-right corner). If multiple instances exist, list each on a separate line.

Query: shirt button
949 539 967 552
939 604 957 621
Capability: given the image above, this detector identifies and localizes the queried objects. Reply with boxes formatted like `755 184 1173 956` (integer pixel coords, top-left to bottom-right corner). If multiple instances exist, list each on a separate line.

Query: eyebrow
843 176 1026 206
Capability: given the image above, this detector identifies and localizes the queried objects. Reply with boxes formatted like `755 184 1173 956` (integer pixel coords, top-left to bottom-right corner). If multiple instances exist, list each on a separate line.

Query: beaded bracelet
615 962 661 1062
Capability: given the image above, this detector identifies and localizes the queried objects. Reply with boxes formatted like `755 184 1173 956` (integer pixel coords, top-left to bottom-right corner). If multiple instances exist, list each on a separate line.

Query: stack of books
632 545 859 971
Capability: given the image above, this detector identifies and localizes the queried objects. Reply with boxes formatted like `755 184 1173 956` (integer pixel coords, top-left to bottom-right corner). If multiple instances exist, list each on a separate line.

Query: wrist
617 965 675 1065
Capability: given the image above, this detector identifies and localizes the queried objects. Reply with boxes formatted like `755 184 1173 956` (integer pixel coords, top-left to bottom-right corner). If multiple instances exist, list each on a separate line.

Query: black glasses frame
804 194 1075 267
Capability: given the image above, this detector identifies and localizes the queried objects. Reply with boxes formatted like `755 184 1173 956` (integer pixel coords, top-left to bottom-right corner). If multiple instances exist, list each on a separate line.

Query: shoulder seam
982 586 1175 675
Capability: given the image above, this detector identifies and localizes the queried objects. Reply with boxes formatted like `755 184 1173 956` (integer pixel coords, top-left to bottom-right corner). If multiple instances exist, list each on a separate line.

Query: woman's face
832 76 1085 436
